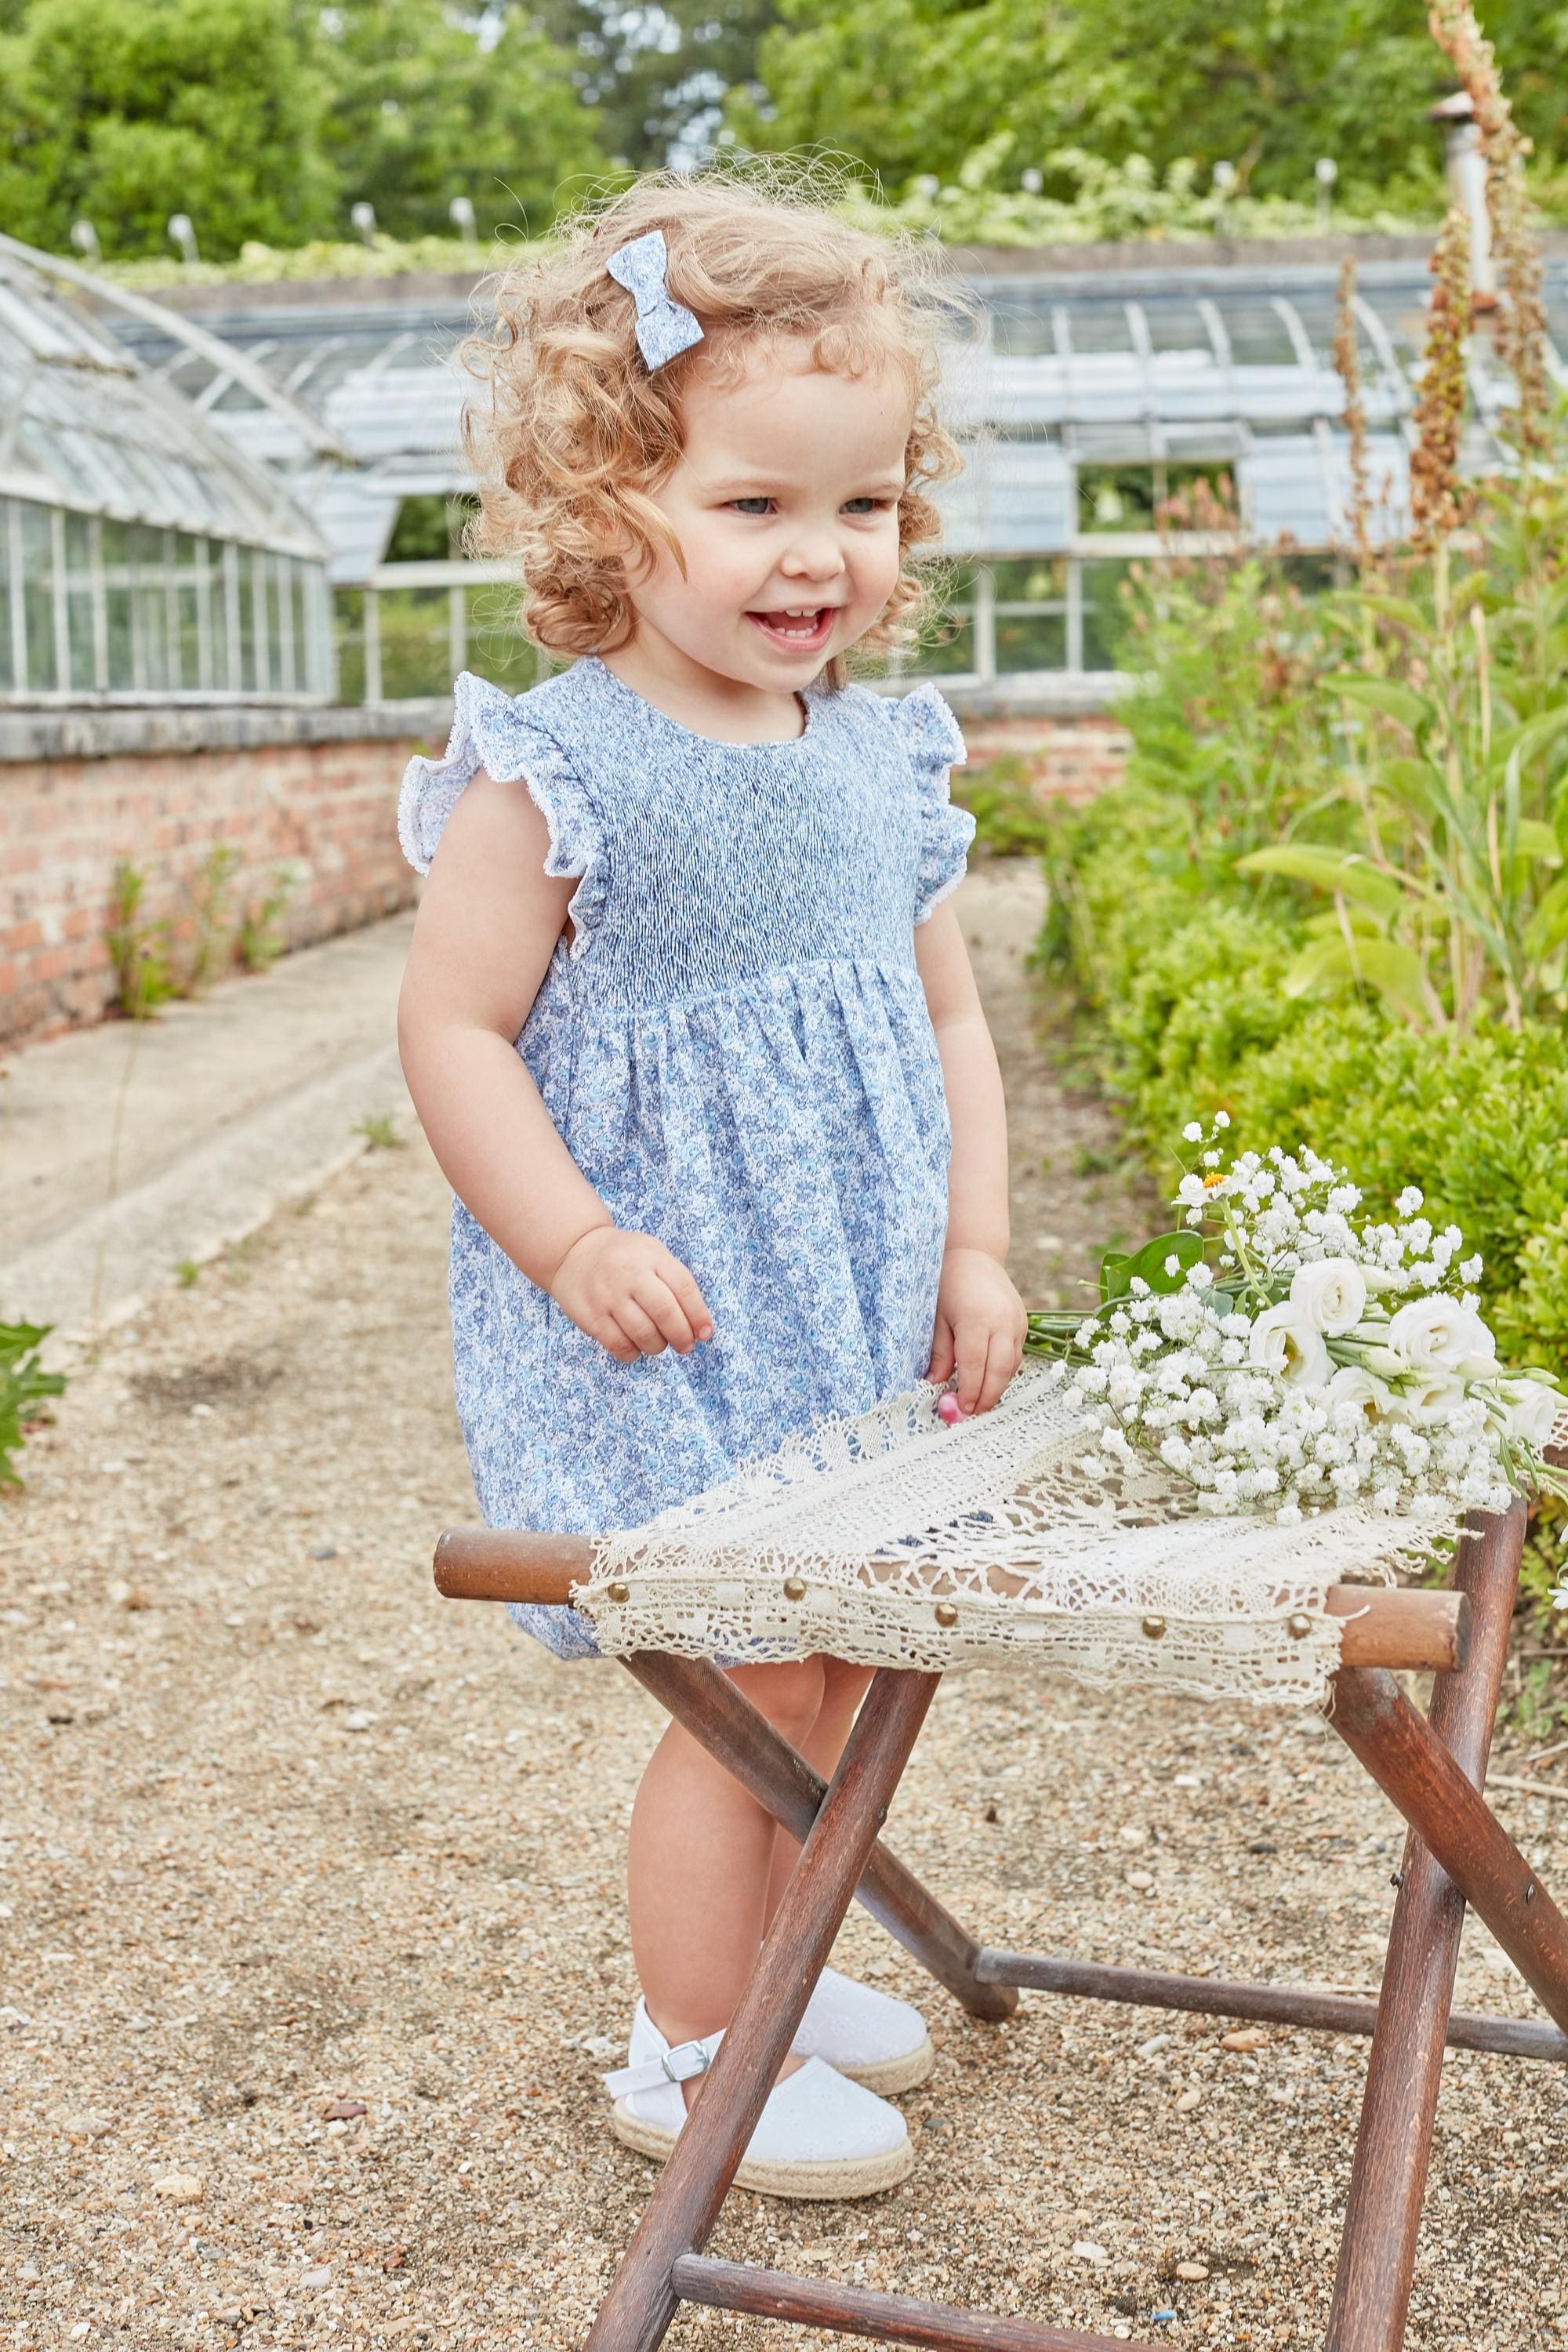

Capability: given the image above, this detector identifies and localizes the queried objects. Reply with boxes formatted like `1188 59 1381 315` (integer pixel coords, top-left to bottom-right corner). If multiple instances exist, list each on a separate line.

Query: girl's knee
728 1657 826 1742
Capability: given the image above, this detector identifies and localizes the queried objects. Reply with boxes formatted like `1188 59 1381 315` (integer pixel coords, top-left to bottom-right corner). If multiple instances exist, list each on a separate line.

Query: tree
728 0 1568 209
532 0 782 171
314 1 608 241
0 0 336 258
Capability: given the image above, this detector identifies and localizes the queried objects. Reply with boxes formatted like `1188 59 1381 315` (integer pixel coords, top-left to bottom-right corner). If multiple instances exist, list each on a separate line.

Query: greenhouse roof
0 237 325 559
102 250 1568 575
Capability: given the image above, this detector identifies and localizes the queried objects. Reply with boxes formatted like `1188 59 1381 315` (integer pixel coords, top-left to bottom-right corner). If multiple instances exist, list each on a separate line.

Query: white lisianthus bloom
1326 1364 1394 1423
1248 1305 1331 1389
1386 1298 1495 1375
1388 1372 1466 1427
1497 1378 1559 1449
1289 1257 1367 1335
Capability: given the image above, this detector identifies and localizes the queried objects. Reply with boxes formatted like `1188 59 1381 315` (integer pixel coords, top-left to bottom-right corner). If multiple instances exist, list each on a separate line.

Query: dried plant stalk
1409 207 1472 554
1427 0 1551 456
1332 257 1373 569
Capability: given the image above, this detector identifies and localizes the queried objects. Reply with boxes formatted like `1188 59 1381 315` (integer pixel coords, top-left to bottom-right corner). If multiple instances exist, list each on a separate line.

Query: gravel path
4 866 1565 2352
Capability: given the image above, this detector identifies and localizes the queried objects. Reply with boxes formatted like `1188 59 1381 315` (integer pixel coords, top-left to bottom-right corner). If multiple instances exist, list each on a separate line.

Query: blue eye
730 497 772 515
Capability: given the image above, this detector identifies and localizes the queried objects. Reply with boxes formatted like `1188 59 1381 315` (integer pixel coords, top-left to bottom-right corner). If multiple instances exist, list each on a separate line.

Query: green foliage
952 757 1061 860
312 1 604 245
0 0 606 259
0 1321 66 1486
0 0 334 260
182 844 241 998
354 1112 403 1150
235 864 300 973
733 0 1568 214
105 859 174 1020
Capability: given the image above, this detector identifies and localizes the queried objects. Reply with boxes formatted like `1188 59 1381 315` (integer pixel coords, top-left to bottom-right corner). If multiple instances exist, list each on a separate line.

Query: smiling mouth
746 605 839 649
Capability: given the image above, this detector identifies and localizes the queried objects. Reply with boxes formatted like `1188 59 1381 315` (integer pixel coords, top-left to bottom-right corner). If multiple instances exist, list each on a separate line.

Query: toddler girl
397 171 1025 2199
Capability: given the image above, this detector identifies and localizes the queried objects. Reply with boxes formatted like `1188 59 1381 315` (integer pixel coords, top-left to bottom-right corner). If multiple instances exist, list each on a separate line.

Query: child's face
630 337 911 690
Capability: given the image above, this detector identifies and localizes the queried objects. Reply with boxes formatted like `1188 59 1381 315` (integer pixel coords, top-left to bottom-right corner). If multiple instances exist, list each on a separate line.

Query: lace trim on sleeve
887 681 975 924
397 671 607 956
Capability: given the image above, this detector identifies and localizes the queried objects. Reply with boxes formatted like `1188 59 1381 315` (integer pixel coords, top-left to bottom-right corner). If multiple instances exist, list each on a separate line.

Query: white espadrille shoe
790 1966 934 2094
604 2000 913 2201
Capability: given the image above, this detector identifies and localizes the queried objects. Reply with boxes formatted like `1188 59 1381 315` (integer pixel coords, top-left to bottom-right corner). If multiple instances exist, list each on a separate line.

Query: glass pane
67 589 95 691
1081 559 1135 670
463 584 534 695
376 586 452 699
906 609 974 677
267 558 285 688
0 506 12 693
333 588 366 702
240 556 263 691
20 502 57 691
209 550 231 692
996 612 1066 672
136 579 169 691
107 587 133 688
290 564 308 691
1064 304 1136 354
64 508 92 578
989 557 1066 605
101 517 130 577
987 300 1054 358
177 586 201 688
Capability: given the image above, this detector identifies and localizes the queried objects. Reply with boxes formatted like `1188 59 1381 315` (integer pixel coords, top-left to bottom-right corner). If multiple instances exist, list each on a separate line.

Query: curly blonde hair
462 160 975 692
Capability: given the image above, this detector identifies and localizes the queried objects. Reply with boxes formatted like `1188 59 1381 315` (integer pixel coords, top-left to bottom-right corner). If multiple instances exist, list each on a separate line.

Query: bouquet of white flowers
1024 1119 1566 1548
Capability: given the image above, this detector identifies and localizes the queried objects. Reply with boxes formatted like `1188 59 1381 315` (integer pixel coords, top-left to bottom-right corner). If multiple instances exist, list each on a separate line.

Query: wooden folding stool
434 1498 1568 2352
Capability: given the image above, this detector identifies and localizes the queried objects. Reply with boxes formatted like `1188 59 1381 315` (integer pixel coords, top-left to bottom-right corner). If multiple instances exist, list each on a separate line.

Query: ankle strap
603 2031 720 2100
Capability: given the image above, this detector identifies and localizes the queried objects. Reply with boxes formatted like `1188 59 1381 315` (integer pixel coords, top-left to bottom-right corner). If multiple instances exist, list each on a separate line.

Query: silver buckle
659 2039 712 2085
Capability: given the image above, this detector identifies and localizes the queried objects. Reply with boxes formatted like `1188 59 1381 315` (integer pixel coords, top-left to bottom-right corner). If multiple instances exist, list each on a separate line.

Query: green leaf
1341 591 1428 631
1234 844 1404 921
1513 818 1561 862
1301 906 1384 939
1322 674 1435 735
1525 875 1568 957
1281 935 1433 1025
1496 705 1568 775
1125 1230 1204 1294
1098 1249 1133 1303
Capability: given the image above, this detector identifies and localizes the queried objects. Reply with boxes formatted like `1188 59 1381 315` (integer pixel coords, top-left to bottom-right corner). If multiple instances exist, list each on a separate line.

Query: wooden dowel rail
971 1948 1568 2062
671 2255 1171 2351
432 1532 1470 1673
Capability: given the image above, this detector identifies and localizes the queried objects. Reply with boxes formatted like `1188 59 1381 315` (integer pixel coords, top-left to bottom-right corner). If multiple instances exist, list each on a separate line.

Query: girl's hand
550 1226 714 1364
927 1247 1026 1416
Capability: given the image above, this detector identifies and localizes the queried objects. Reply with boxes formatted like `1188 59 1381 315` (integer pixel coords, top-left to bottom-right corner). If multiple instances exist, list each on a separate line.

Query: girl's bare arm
914 900 1026 1413
397 773 711 1362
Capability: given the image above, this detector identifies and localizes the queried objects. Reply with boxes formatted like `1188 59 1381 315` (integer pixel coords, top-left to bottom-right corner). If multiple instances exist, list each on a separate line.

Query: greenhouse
0 236 334 704
103 245 1568 702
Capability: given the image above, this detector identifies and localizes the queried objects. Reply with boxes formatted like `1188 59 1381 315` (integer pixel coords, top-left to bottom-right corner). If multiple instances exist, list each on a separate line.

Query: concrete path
0 915 414 1346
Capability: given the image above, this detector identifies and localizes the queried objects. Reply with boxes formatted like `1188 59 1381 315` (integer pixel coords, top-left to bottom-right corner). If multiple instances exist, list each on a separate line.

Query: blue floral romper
398 654 975 1658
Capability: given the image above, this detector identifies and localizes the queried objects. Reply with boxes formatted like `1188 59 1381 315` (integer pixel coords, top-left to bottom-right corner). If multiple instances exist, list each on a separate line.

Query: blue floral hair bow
606 228 705 372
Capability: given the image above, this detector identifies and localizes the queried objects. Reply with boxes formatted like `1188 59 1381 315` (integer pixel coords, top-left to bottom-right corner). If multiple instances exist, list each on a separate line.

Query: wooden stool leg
623 1650 1016 2022
584 1668 941 2352
1324 1501 1523 2352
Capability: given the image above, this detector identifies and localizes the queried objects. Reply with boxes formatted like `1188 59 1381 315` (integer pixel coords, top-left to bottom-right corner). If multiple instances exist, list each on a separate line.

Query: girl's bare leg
627 1656 826 2069
762 1655 875 1929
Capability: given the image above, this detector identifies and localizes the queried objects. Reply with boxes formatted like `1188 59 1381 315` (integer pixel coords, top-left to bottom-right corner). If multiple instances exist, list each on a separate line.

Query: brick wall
962 711 1131 804
0 705 444 1051
0 694 1130 1053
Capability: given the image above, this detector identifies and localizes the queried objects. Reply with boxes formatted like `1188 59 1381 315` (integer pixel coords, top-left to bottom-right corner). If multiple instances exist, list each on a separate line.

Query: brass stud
934 1600 959 1629
606 1581 630 1604
1286 1611 1313 1640
1141 1614 1167 1641
782 1576 808 1602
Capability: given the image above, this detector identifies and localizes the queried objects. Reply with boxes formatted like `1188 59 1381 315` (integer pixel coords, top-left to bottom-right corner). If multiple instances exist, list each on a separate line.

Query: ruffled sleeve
887 681 975 924
397 671 606 957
